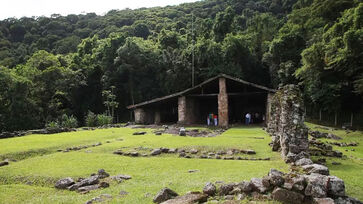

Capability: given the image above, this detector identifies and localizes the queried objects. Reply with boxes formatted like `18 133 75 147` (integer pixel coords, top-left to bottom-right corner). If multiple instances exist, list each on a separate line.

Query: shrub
85 111 98 127
97 114 113 126
46 121 60 130
59 114 78 128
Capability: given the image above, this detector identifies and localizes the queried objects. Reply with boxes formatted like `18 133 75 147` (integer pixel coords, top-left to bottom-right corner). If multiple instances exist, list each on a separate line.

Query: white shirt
246 113 251 119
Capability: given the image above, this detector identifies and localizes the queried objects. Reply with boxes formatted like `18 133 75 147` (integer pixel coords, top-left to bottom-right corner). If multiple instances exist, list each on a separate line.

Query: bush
97 114 113 126
46 121 60 130
60 114 78 128
85 111 98 127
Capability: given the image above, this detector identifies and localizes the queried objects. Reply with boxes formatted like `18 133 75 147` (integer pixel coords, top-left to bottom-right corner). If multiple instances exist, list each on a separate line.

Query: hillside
0 0 362 131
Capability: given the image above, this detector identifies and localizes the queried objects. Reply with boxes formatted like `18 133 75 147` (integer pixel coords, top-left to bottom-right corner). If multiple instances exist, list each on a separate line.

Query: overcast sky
0 0 200 20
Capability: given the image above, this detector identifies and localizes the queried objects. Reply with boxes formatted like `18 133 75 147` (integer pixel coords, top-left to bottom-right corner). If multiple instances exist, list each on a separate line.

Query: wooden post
334 112 337 126
319 109 322 121
351 113 353 127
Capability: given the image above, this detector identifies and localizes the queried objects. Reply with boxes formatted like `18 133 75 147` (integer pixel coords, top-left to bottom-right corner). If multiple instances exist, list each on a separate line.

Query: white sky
0 0 200 20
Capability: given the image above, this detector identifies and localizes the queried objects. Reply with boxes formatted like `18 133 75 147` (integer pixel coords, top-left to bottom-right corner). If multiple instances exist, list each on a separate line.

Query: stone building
127 74 276 127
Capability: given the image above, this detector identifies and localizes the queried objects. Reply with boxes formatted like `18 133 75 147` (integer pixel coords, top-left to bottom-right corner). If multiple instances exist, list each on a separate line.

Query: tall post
218 77 228 127
334 112 337 126
319 109 322 121
351 113 354 127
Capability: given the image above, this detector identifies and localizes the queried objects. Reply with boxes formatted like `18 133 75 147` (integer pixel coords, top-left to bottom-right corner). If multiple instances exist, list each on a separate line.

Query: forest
0 0 362 131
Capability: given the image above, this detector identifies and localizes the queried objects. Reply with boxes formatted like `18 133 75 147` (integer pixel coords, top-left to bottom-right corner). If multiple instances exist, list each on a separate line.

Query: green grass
1 124 361 203
0 126 288 204
305 122 363 200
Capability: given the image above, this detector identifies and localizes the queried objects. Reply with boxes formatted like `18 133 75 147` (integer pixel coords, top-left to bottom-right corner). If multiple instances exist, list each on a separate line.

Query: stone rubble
55 169 131 194
153 188 179 203
152 168 361 204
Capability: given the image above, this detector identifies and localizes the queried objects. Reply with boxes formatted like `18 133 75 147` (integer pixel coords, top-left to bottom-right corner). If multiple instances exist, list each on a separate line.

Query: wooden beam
188 92 268 97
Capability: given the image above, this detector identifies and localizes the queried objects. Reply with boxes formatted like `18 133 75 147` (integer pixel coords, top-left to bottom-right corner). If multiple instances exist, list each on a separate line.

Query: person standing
245 112 251 125
208 113 213 126
207 115 210 126
214 114 218 126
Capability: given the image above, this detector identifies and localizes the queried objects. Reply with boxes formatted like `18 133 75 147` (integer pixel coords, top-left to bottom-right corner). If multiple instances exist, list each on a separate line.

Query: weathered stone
238 181 253 193
153 188 179 203
236 193 247 200
304 173 329 198
77 184 99 193
97 169 110 179
113 150 123 155
302 164 329 175
334 196 363 204
291 175 307 192
130 152 139 157
179 152 186 157
161 192 208 204
267 85 309 163
190 149 198 154
85 194 112 204
327 176 345 197
219 183 236 195
224 195 235 200
55 177 75 189
268 169 285 187
272 187 304 204
203 182 216 196
168 149 177 153
111 174 132 183
161 148 169 153
151 149 162 156
133 132 146 135
119 191 129 196
218 77 229 127
179 127 186 136
230 187 242 195
250 178 269 193
313 198 335 204
295 158 313 166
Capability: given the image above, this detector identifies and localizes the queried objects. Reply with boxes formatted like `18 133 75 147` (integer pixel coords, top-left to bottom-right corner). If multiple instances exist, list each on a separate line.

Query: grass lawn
0 126 288 204
305 123 363 201
0 124 361 203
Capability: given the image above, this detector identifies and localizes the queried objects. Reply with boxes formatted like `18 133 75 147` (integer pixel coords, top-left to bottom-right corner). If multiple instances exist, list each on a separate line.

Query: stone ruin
150 84 361 204
267 84 309 163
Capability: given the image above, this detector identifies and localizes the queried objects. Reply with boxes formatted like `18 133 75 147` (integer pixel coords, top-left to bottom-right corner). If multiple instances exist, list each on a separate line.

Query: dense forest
0 0 362 131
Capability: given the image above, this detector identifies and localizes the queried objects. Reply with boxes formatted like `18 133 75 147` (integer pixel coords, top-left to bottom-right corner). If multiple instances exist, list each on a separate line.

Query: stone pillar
218 77 229 127
178 96 198 124
134 108 146 124
178 96 187 124
267 85 309 163
266 93 274 125
154 110 161 124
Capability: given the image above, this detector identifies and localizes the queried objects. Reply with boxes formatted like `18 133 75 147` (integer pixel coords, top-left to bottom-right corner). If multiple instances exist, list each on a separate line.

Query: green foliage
0 0 362 131
96 114 113 126
85 111 98 127
85 111 113 127
59 114 78 128
45 121 60 130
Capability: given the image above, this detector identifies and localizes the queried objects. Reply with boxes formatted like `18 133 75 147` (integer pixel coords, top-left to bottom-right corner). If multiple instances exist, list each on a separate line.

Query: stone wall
267 85 309 163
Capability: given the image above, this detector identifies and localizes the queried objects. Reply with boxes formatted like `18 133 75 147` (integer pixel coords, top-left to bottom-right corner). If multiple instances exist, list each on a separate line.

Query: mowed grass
0 126 288 204
306 122 363 200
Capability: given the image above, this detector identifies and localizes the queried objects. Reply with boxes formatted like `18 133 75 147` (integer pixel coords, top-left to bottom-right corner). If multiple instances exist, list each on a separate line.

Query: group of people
205 112 264 126
207 113 218 126
245 112 265 125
